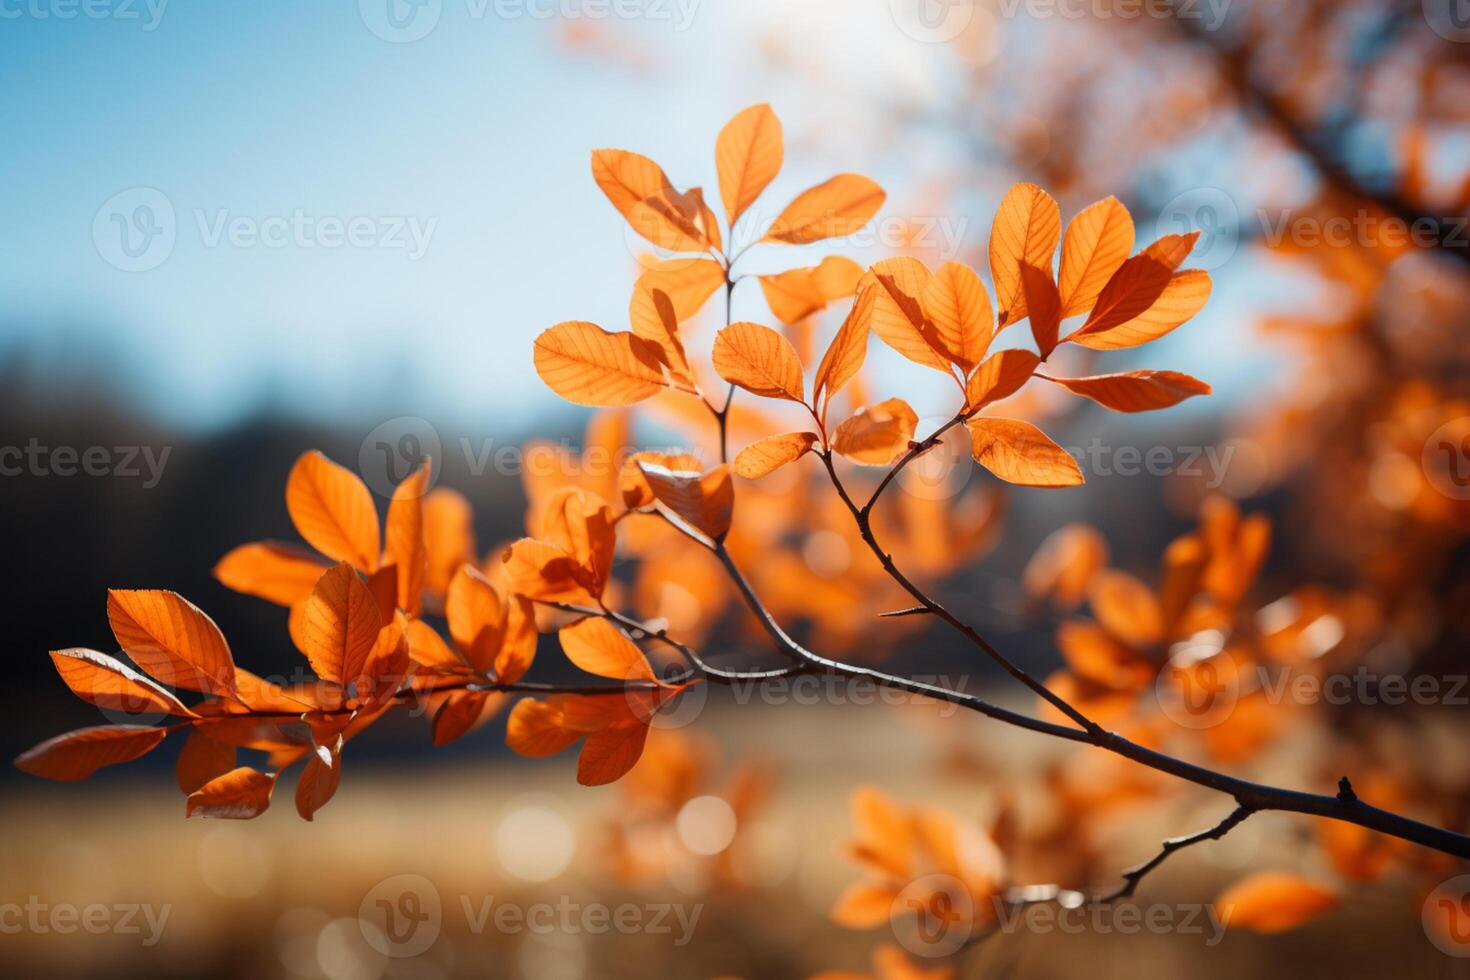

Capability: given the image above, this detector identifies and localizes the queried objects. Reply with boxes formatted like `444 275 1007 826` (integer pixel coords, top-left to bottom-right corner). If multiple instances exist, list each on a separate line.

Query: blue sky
0 0 1277 434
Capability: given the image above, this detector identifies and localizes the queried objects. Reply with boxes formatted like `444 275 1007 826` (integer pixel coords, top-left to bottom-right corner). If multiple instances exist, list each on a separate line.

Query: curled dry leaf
1043 370 1211 412
762 173 885 244
635 457 735 541
833 398 919 465
715 102 783 227
186 766 277 819
1216 872 1339 933
533 321 670 406
989 182 1061 325
712 322 806 402
734 431 819 479
966 418 1083 487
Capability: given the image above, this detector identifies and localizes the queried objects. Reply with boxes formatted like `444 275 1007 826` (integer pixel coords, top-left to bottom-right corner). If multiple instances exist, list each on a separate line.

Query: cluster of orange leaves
15 108 1216 852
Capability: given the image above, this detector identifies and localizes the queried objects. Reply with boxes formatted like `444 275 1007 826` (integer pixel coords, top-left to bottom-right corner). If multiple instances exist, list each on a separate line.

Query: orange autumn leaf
423 487 475 602
285 450 381 572
989 182 1061 325
1023 524 1108 609
634 289 697 390
533 321 671 406
14 725 168 782
1216 872 1338 933
186 766 277 819
1057 196 1135 317
833 398 919 465
383 457 430 617
49 648 194 718
715 103 783 227
590 148 707 252
1019 262 1061 359
763 173 885 244
560 617 658 682
712 321 805 402
758 255 863 326
1089 569 1165 647
107 589 238 698
295 743 341 821
1066 232 1208 349
860 257 952 374
176 731 236 794
734 431 819 478
507 686 686 786
964 348 1039 413
920 261 993 373
966 418 1083 487
213 541 329 607
298 562 382 687
630 258 725 337
1043 370 1211 412
813 285 877 413
636 457 734 541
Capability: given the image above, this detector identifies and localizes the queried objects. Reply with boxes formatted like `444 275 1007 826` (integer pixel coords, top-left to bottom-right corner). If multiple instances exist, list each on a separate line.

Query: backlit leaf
15 725 168 782
989 183 1061 325
763 174 885 244
966 418 1082 487
383 458 430 616
590 148 707 252
533 321 670 406
964 348 1040 413
214 542 329 607
712 322 806 402
186 766 276 819
1020 263 1061 359
1044 370 1211 411
920 261 993 372
108 589 238 697
1058 196 1135 317
859 257 952 374
298 563 382 686
813 285 876 411
759 256 863 325
50 648 194 718
286 450 381 572
560 617 656 682
716 103 783 226
833 398 919 465
734 431 819 478
636 458 735 541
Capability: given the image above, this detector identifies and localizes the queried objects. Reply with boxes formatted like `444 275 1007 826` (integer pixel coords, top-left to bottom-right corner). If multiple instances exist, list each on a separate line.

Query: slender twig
819 443 1103 735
